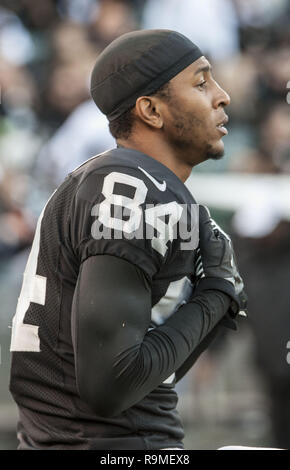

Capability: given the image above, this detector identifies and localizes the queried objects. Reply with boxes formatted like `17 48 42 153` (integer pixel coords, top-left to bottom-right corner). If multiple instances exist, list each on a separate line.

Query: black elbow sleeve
78 382 123 418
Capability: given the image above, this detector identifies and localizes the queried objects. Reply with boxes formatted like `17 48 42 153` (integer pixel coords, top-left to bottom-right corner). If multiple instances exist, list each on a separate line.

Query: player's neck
117 136 192 183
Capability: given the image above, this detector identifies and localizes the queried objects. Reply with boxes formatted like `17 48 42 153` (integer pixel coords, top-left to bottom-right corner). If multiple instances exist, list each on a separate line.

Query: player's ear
135 96 164 129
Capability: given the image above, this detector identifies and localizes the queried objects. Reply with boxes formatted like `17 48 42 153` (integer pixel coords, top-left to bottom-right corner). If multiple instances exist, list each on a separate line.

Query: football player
9 29 246 450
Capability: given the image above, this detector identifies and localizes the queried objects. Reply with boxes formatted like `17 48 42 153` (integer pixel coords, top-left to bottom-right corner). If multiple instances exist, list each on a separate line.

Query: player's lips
216 115 229 135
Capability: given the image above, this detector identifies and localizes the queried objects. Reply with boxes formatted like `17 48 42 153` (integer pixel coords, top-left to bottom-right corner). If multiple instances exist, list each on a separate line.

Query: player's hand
195 205 247 317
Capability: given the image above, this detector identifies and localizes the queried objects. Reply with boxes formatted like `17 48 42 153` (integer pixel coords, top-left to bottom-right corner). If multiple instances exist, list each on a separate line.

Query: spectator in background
229 103 290 175
52 21 97 65
35 100 115 189
89 0 138 47
38 21 97 130
259 104 290 174
8 0 60 32
44 61 92 124
0 171 34 261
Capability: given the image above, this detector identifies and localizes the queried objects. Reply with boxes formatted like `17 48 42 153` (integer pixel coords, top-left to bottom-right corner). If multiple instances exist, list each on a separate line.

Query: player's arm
175 205 247 383
175 322 221 382
72 254 231 418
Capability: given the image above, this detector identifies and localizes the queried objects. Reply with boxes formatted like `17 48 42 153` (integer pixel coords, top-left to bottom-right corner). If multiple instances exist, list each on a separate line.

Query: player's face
160 56 230 166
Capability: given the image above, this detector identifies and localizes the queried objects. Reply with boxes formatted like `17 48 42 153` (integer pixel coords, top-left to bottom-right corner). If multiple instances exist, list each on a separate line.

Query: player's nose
213 82 231 109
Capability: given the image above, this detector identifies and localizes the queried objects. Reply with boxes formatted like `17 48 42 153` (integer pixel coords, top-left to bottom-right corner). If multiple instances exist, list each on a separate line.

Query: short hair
108 81 171 140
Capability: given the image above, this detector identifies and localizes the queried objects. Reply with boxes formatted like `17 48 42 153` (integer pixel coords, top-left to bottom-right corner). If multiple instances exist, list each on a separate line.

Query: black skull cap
90 29 203 121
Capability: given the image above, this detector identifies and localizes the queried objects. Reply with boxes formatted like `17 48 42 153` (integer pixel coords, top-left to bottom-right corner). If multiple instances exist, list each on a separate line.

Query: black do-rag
90 29 203 121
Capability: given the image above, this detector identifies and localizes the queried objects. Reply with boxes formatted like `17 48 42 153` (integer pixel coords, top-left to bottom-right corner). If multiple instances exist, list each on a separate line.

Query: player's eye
197 80 207 90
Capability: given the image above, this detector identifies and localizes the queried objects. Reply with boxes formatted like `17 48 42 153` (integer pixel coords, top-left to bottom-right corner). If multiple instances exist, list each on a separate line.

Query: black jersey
9 146 200 450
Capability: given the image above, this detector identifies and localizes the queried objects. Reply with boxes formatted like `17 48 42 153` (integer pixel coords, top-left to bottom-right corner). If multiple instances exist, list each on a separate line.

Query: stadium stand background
1 0 290 449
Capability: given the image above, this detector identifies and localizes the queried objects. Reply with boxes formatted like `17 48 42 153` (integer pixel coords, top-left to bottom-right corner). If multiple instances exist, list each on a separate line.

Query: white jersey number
98 172 148 233
10 207 47 352
94 171 183 256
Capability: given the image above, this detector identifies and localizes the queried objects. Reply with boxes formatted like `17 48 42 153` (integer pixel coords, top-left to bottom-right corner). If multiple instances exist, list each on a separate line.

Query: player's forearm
175 320 221 383
161 289 230 351
114 290 230 400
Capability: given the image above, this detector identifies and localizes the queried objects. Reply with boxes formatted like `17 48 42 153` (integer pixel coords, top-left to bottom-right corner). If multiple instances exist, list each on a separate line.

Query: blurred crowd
1 0 290 449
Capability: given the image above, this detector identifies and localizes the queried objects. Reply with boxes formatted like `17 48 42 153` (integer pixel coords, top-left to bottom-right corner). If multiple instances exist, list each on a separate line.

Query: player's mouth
216 115 229 135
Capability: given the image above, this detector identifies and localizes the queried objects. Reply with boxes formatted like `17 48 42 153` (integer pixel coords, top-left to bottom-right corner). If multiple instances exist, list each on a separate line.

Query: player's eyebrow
194 65 212 75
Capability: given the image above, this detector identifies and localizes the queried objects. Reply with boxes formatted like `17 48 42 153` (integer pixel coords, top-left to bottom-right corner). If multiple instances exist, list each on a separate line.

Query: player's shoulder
67 146 199 275
71 146 196 205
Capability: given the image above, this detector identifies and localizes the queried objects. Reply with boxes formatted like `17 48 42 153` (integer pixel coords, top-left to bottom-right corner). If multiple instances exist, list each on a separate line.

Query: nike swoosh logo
138 166 166 191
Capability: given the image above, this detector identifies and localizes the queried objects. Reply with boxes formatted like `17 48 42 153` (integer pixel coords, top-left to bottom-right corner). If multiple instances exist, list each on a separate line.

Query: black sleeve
175 321 223 383
72 254 231 418
175 313 238 383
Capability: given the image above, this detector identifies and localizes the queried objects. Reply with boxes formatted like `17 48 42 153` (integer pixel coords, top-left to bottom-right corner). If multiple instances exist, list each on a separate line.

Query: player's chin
206 140 225 161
